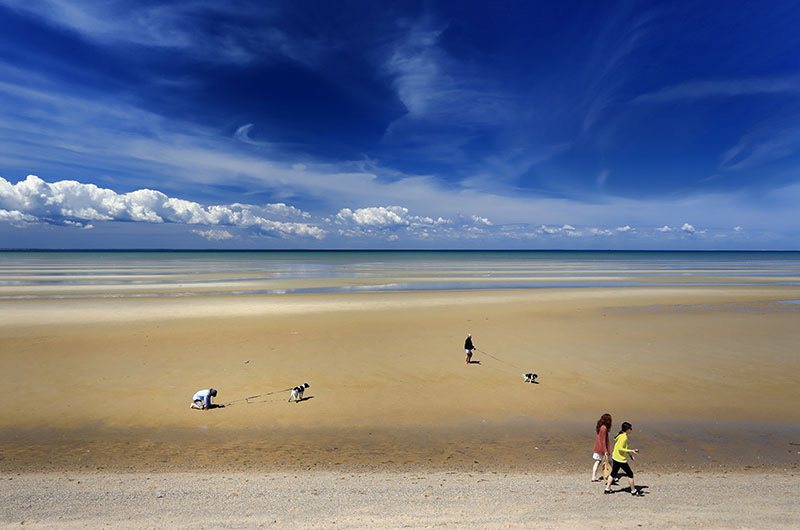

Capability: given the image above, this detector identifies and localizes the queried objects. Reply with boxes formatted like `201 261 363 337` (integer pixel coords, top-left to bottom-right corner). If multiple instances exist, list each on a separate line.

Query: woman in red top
591 413 612 482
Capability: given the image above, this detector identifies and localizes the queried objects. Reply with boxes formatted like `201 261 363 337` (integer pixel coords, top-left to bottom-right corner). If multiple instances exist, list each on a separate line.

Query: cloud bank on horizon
0 0 798 249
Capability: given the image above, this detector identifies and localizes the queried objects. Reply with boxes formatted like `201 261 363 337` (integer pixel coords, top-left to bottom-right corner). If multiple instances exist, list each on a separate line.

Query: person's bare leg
592 460 600 481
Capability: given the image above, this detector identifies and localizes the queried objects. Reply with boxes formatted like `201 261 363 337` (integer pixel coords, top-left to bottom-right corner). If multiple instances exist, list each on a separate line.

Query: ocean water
0 250 798 299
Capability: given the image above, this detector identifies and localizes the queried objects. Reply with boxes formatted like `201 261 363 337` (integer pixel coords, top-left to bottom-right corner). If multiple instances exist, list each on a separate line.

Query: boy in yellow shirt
604 421 643 496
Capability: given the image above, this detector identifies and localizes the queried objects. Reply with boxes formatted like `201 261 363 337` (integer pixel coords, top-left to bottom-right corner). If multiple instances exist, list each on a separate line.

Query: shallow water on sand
1 250 798 298
2 418 798 473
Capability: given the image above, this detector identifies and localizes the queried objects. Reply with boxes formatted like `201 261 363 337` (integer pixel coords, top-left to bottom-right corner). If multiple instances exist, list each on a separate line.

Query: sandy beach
2 254 799 526
3 471 799 528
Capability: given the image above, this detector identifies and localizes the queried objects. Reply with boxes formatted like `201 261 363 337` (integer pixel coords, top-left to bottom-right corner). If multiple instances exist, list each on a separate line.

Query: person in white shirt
190 388 217 410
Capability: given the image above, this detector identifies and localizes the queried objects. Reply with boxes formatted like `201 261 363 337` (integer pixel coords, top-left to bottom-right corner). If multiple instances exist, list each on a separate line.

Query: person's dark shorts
610 459 634 478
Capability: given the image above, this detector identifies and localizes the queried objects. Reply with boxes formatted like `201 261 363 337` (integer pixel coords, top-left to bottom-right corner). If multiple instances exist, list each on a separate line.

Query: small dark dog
289 382 310 402
522 373 538 383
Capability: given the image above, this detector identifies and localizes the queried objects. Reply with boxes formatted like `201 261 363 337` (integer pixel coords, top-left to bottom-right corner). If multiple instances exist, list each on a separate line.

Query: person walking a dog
464 333 475 364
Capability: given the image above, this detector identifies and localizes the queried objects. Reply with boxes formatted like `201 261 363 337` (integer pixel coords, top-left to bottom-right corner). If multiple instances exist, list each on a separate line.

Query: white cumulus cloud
538 224 578 235
335 206 410 227
260 202 312 219
0 208 37 225
193 229 235 241
333 205 464 241
656 225 672 232
0 175 325 239
681 223 696 233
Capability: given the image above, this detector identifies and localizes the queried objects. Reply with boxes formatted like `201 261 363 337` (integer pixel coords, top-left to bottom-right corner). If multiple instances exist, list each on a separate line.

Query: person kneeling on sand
604 421 642 496
190 388 217 410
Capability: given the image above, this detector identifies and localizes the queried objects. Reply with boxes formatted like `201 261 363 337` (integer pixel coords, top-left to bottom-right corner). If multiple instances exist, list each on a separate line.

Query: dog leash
475 348 521 370
478 357 518 377
223 387 295 407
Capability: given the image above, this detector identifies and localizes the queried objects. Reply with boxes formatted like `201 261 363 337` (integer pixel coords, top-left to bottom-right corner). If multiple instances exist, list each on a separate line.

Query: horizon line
1 248 798 253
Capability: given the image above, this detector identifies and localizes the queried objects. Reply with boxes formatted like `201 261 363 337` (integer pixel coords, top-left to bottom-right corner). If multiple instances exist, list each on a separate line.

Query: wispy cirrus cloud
632 75 800 104
379 16 566 179
1 0 286 64
719 127 800 171
576 4 659 133
376 5 663 185
384 20 516 127
234 124 271 148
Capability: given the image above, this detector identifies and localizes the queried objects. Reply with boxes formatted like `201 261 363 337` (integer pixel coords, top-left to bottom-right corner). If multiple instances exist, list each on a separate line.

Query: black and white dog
289 382 310 402
522 373 538 383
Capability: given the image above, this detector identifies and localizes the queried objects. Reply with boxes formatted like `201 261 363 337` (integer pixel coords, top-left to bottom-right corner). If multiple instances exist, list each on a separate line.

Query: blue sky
0 0 798 249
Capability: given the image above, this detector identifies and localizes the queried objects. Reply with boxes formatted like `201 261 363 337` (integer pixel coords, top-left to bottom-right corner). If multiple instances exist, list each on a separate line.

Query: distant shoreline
2 248 800 253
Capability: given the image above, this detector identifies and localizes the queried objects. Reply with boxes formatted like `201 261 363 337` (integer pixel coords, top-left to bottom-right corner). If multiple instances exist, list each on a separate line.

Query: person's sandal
604 489 612 494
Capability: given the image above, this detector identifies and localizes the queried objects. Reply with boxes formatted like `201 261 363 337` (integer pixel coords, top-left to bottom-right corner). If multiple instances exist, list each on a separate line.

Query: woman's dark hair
618 421 632 435
596 413 612 433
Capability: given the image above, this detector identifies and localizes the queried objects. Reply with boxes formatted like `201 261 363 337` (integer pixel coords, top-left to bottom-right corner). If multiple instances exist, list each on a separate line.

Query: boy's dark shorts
610 460 634 478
